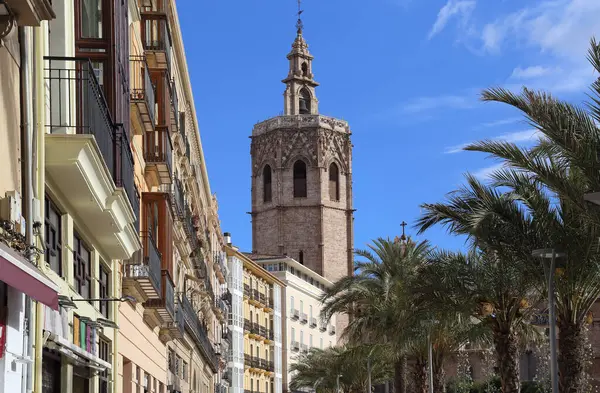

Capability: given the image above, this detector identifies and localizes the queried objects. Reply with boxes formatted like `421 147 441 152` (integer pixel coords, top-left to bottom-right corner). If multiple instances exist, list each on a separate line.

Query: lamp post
532 248 565 393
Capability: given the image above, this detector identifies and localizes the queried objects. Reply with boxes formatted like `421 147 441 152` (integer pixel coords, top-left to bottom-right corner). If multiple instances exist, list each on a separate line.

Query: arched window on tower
263 165 272 203
301 62 308 77
329 163 340 201
293 160 307 198
299 88 311 114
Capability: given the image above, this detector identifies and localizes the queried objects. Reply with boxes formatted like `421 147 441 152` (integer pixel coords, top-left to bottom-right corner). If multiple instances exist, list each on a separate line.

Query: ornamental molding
252 115 350 137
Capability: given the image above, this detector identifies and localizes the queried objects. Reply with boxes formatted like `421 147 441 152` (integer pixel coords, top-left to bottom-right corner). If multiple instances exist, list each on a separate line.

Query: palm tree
320 238 432 393
440 39 600 393
416 247 543 393
290 345 393 393
419 159 600 392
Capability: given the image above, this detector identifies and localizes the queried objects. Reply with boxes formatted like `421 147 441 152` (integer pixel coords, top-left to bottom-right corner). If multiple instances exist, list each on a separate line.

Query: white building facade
252 256 337 393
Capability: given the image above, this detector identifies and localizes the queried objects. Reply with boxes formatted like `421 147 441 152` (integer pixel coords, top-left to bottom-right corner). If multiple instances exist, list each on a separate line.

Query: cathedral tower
250 19 354 283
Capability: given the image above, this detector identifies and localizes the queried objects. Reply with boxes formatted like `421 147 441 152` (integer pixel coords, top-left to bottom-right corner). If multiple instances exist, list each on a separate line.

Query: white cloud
472 163 505 179
510 65 558 79
481 117 522 127
445 129 540 154
428 0 476 39
402 93 477 113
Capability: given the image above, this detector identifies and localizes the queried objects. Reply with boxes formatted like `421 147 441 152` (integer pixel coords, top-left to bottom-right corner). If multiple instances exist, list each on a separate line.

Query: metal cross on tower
400 221 407 242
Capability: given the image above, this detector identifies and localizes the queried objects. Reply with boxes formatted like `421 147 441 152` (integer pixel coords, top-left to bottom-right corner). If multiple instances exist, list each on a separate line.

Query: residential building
0 2 60 393
224 238 284 393
250 255 336 393
249 14 353 335
119 1 229 393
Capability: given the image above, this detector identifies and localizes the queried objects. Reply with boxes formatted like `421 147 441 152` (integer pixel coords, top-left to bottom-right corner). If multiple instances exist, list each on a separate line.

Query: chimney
224 232 232 246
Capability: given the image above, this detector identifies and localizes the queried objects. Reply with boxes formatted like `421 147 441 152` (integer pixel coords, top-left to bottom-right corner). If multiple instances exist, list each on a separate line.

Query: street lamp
532 248 565 393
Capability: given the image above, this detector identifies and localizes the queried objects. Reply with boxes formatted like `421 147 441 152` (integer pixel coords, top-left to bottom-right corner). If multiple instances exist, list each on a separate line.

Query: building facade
0 0 229 392
249 18 353 335
251 256 336 393
0 4 61 393
225 241 283 393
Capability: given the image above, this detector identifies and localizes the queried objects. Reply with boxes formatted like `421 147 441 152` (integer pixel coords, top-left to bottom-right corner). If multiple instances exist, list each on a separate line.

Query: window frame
329 162 340 201
98 263 110 318
98 337 110 393
73 233 92 299
44 196 63 276
293 160 307 198
263 165 272 203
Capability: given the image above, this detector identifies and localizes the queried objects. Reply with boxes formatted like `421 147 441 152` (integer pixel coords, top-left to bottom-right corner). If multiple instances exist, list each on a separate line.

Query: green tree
320 238 432 393
289 345 393 393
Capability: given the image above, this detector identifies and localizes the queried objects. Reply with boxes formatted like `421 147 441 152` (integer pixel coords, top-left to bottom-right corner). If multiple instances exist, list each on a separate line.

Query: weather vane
296 0 304 33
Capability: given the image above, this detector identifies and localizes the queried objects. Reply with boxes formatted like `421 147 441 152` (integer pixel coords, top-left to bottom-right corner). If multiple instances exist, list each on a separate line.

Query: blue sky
177 0 600 253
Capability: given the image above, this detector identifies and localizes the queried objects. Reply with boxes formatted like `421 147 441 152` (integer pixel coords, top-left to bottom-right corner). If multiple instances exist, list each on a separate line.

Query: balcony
251 357 260 370
329 325 336 336
122 232 162 302
181 295 219 373
259 325 266 338
44 56 140 260
162 298 184 340
214 251 227 284
251 323 260 336
169 79 179 132
310 317 317 328
291 309 299 321
291 341 300 352
160 176 184 220
268 361 274 372
244 353 252 365
143 125 173 185
222 290 232 306
259 358 267 370
141 4 172 72
143 270 175 327
204 276 215 303
214 298 228 318
223 371 231 383
300 313 308 324
215 383 228 393
130 55 155 133
243 284 250 298
244 319 251 333
319 324 327 332
266 330 274 341
301 344 309 353
183 203 196 242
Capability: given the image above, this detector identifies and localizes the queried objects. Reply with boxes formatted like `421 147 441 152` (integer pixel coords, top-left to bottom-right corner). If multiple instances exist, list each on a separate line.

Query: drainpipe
33 21 46 393
18 25 34 393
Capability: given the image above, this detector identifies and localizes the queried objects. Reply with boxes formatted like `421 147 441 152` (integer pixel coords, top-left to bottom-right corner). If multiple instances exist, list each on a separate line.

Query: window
266 381 269 393
291 328 295 342
263 165 272 203
168 349 176 373
299 88 311 114
310 334 313 347
329 163 340 201
45 196 62 276
175 355 180 376
290 296 294 311
301 62 308 77
73 234 91 299
309 305 313 320
251 379 254 393
182 361 188 381
300 330 304 345
293 160 307 198
99 263 110 318
299 250 304 265
300 300 303 313
80 0 104 38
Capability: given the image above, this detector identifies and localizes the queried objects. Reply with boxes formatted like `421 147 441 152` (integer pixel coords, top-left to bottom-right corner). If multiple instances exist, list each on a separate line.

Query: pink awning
0 242 59 310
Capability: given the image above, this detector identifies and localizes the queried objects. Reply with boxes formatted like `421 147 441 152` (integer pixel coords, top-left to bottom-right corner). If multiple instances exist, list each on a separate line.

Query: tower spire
296 0 304 34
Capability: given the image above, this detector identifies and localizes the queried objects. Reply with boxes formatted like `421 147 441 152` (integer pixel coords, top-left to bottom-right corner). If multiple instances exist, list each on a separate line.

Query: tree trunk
558 320 586 393
393 356 407 393
433 359 446 393
493 329 520 393
412 359 428 393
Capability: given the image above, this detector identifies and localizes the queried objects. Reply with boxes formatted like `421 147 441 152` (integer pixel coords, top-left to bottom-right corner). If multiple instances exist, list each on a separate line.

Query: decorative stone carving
252 115 350 136
251 130 281 176
320 130 350 172
281 129 318 168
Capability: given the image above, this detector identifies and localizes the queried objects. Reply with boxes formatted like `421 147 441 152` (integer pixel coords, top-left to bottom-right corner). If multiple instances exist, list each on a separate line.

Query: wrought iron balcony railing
169 79 179 131
129 55 156 128
115 127 140 231
244 319 251 332
141 14 172 73
309 317 317 328
243 284 250 298
131 231 162 293
221 290 232 306
181 294 219 372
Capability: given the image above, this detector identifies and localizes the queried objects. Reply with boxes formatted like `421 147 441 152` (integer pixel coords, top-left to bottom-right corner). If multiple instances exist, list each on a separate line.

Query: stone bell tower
249 17 354 284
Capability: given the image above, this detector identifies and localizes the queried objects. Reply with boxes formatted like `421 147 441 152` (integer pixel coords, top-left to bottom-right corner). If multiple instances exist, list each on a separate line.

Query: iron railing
310 317 317 328
243 284 250 297
181 295 219 372
129 55 156 126
160 176 184 220
244 319 251 332
143 125 173 175
115 127 140 231
138 231 162 293
204 276 215 303
44 56 115 179
222 290 232 306
163 271 175 319
141 14 172 72
170 79 179 131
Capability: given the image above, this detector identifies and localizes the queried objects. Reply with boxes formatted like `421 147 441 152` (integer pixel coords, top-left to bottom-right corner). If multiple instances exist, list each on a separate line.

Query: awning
46 333 112 371
0 241 59 310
